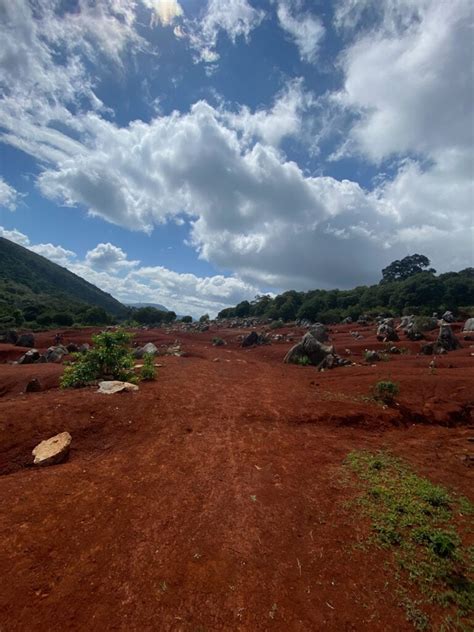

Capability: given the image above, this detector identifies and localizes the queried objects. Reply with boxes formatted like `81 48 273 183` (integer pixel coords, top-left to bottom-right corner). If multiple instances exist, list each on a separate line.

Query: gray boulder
437 323 461 351
241 331 268 347
45 345 68 363
284 332 350 370
462 317 474 339
441 311 455 323
376 319 399 342
365 350 381 362
16 333 35 348
78 343 90 353
309 323 329 342
18 349 40 364
133 342 158 358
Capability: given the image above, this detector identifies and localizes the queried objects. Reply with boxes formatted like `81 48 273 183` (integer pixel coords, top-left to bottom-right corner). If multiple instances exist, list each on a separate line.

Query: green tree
381 254 435 284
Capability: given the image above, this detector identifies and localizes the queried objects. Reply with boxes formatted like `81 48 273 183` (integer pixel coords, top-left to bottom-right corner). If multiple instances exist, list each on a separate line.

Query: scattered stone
44 345 68 363
133 342 158 358
98 381 139 394
16 333 35 348
441 310 455 323
32 432 72 467
376 319 399 342
18 349 41 364
463 317 474 340
25 378 42 393
365 350 381 362
437 323 461 351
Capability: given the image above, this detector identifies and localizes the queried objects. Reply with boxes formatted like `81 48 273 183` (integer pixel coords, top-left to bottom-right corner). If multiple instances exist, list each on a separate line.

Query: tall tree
381 254 435 284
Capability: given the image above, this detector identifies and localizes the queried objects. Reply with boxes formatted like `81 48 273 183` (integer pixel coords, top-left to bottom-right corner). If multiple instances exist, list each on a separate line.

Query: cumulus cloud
276 1 325 63
0 178 20 210
29 243 77 266
144 0 183 27
0 226 30 246
85 242 139 271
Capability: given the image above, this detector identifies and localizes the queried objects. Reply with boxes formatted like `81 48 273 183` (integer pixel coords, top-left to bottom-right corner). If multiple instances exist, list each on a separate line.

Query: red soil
0 324 473 631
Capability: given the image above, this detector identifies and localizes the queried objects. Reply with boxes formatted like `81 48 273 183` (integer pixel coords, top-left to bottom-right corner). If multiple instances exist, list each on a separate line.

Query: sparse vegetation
212 336 225 346
269 319 284 329
60 330 136 388
345 451 474 629
373 380 399 404
140 353 156 381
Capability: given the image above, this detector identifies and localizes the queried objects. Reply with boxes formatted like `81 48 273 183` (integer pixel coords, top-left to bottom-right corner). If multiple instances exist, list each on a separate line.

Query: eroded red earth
0 323 473 630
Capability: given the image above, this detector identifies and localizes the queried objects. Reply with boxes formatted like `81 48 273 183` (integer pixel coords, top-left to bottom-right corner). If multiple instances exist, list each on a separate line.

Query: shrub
373 380 399 404
140 352 156 381
181 315 192 323
269 319 284 329
61 329 136 388
212 336 225 346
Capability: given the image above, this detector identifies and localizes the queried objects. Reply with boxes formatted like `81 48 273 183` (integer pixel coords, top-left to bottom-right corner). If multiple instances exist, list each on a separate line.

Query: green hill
0 237 127 326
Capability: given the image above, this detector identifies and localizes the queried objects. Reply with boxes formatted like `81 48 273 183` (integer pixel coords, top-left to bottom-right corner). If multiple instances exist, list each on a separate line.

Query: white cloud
144 0 183 27
29 243 77 266
0 178 20 210
0 226 30 246
187 0 265 63
276 1 325 63
85 242 139 271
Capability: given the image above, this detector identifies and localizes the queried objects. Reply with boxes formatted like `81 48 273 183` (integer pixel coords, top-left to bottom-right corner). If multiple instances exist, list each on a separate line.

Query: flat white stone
97 380 139 394
32 432 72 466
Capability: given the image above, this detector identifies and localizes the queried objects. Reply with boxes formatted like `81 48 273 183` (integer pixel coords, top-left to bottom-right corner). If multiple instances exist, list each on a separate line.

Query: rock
463 317 474 332
78 343 90 353
241 331 268 347
66 343 79 353
45 345 68 363
437 323 461 351
97 380 139 394
404 322 425 341
133 342 158 358
32 432 72 466
16 333 35 348
388 346 401 354
309 323 329 342
365 350 381 362
18 349 40 364
0 329 18 344
342 316 352 324
420 342 447 355
284 332 342 369
441 310 455 323
25 378 42 393
376 319 399 342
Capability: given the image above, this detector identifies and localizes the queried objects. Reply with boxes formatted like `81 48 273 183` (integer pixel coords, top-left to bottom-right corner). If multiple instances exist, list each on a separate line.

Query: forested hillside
218 255 474 323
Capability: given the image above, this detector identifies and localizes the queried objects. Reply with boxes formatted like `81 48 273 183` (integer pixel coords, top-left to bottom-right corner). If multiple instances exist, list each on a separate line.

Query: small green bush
140 353 156 381
61 329 136 388
373 380 399 404
212 336 225 346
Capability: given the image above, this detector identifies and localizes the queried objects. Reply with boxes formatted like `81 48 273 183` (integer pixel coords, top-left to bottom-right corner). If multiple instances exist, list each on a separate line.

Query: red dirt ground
0 323 473 631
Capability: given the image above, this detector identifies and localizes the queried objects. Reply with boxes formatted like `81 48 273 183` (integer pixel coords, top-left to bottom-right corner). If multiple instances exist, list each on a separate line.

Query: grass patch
345 451 474 629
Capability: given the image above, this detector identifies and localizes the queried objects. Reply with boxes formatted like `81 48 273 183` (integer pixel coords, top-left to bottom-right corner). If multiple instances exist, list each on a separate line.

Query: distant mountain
0 236 127 318
127 302 169 312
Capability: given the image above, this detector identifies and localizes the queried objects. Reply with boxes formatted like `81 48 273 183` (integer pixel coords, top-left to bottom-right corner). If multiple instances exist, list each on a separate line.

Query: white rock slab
97 380 139 394
32 432 72 466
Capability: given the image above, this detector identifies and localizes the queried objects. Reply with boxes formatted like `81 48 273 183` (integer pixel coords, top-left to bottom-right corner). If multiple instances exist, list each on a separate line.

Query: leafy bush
140 352 156 381
373 380 399 404
61 329 136 388
212 336 225 346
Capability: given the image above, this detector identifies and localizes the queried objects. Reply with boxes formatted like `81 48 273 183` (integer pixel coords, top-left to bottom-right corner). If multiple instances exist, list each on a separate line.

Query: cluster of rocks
241 331 270 347
376 318 399 342
283 329 352 371
16 343 88 365
0 330 36 346
420 322 462 355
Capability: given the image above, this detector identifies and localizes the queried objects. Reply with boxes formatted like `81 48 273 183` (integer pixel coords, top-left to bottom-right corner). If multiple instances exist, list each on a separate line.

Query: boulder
437 323 461 351
309 323 329 342
66 343 79 353
420 342 446 356
45 345 68 363
462 317 474 339
342 316 352 324
404 322 425 341
376 319 399 342
0 329 18 344
32 432 72 466
133 342 158 358
365 350 381 362
78 343 90 353
16 333 35 348
18 349 40 364
441 311 455 323
97 380 139 394
241 331 268 348
25 378 42 393
283 332 351 371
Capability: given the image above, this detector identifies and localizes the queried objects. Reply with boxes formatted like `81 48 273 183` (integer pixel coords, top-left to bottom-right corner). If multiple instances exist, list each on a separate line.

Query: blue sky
0 0 472 316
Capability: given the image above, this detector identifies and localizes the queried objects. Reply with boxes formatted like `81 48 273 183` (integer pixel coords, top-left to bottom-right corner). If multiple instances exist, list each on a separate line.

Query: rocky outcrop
18 349 41 364
376 319 399 342
32 432 72 466
44 345 68 363
309 323 329 342
133 342 158 358
284 332 351 370
241 331 268 347
437 323 461 351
